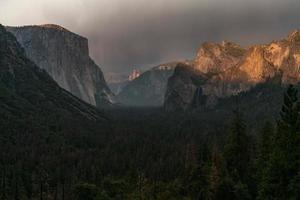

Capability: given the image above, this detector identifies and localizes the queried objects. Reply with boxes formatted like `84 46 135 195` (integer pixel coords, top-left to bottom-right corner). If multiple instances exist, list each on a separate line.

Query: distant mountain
0 24 105 122
165 30 300 111
6 24 115 108
128 69 141 81
105 70 140 95
117 61 190 106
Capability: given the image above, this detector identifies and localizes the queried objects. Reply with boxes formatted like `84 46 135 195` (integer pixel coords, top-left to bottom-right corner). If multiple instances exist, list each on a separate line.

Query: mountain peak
287 29 300 43
195 40 245 73
6 24 86 41
38 24 68 31
221 40 239 47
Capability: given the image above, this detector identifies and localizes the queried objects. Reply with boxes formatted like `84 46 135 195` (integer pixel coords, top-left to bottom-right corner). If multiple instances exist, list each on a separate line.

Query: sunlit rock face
164 41 248 112
117 61 187 106
7 24 115 107
165 30 300 111
194 41 246 73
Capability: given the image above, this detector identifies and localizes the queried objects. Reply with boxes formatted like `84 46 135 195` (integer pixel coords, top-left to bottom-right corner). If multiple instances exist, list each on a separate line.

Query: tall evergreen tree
208 143 223 200
255 121 274 199
223 111 251 200
259 85 300 199
224 111 250 182
256 121 274 177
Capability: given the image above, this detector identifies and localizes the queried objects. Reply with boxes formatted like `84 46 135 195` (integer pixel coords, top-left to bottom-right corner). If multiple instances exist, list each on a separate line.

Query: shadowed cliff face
116 61 189 106
165 29 300 111
0 24 105 120
6 24 115 107
164 63 208 112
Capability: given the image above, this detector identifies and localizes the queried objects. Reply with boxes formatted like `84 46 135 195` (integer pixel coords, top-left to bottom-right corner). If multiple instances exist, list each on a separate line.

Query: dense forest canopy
1 83 300 199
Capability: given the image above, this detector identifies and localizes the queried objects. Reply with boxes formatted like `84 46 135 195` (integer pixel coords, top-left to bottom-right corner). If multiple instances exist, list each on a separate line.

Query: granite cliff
7 24 114 107
165 30 300 111
0 24 104 121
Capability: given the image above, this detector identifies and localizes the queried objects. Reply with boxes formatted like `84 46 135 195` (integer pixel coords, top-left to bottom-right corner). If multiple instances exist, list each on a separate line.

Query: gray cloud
1 0 300 73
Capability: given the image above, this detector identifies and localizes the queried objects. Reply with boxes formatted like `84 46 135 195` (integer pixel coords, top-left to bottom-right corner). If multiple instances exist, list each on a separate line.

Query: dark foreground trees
258 85 300 199
0 85 300 199
222 111 252 199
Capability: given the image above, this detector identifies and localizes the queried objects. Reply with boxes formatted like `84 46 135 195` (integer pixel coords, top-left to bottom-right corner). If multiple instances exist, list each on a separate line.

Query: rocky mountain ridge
165 30 300 111
6 24 115 107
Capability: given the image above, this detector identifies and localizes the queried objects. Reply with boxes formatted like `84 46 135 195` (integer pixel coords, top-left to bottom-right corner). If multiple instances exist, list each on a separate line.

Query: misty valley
1 3 300 199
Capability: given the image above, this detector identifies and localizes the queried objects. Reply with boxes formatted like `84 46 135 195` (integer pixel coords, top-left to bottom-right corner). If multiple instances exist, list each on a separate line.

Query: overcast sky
1 0 300 73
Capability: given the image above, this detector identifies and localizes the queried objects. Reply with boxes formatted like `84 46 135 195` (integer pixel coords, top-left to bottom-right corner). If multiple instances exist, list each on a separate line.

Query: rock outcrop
194 41 246 73
164 63 207 111
117 61 189 106
165 30 300 111
6 24 114 107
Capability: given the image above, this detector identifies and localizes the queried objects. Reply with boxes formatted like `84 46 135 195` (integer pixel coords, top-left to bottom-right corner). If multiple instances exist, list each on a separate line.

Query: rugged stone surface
0 24 105 121
6 24 114 107
117 61 188 106
164 63 208 111
165 30 300 111
194 41 246 73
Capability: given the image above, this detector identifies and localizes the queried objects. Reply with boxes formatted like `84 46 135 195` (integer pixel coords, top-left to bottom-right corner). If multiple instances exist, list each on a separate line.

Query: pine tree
258 84 300 199
209 143 222 200
223 111 251 200
279 85 299 130
256 121 274 178
255 121 274 199
224 111 250 182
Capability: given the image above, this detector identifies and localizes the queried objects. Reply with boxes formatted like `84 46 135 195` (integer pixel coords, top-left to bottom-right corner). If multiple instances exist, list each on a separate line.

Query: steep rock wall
7 24 114 107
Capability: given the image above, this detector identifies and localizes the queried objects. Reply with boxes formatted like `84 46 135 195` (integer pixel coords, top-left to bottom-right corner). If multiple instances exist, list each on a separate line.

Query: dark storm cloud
79 0 300 73
2 0 300 73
